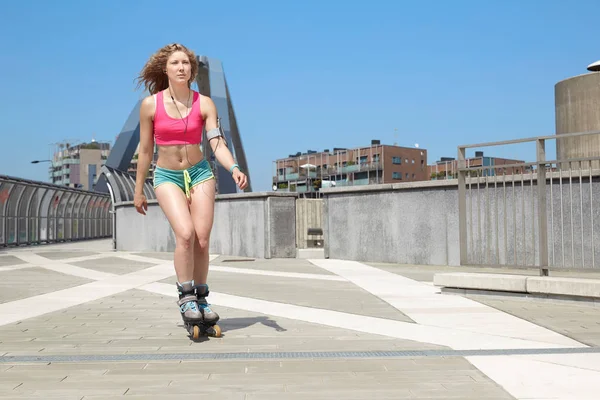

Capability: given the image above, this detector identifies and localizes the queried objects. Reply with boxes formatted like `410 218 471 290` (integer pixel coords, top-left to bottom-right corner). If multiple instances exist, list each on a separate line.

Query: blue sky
1 0 598 191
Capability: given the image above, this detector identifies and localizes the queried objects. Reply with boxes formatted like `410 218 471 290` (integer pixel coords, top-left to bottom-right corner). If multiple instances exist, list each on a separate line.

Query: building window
392 157 401 164
392 172 402 180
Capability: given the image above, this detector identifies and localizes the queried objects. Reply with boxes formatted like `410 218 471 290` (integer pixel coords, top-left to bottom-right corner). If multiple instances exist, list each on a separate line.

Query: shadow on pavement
220 316 287 333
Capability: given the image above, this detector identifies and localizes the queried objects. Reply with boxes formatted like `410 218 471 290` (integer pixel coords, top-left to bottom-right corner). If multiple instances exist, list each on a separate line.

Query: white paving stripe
48 253 121 264
0 263 174 327
209 265 347 281
4 249 597 400
467 355 600 400
3 250 597 399
112 254 339 282
512 353 600 373
13 253 117 281
0 264 36 272
308 259 583 348
308 258 595 400
138 282 572 351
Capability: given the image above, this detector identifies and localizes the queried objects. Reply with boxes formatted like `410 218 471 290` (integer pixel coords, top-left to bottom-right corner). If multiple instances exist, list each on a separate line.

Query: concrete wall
115 202 174 252
112 168 600 269
210 192 297 258
115 192 298 258
322 181 460 266
322 173 600 269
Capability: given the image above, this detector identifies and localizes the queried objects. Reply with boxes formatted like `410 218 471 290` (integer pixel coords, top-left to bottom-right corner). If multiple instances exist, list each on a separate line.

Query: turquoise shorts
153 159 215 198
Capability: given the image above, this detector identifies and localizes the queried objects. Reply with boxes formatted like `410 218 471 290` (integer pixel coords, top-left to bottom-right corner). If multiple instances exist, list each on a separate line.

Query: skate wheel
212 324 222 337
192 325 200 340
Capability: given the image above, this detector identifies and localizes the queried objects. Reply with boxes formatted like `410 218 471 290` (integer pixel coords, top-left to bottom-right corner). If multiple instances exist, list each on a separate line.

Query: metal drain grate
1 347 599 364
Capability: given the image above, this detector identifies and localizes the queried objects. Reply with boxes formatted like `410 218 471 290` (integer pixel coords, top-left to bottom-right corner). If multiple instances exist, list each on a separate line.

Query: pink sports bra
153 90 203 146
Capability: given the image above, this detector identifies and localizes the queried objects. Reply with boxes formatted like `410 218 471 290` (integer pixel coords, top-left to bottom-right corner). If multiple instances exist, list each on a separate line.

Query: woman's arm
134 96 155 215
203 96 248 190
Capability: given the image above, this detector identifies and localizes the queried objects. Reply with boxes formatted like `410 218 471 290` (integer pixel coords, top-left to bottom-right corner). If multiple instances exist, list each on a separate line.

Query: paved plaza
1 240 600 399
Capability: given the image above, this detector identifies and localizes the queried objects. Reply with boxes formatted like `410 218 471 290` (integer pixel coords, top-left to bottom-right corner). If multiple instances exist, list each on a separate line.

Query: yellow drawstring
183 169 191 199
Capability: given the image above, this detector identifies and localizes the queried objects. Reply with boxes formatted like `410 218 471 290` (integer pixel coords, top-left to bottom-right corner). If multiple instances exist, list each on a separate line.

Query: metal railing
99 165 155 206
458 130 600 275
0 175 112 246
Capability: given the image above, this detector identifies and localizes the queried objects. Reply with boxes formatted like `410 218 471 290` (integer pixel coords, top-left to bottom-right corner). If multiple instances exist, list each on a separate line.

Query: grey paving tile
36 251 99 260
161 270 413 322
132 252 175 261
7 375 134 395
0 382 23 390
125 384 275 396
82 397 215 400
0 288 443 358
245 392 412 400
0 255 26 267
212 255 336 275
474 297 600 346
0 267 92 304
82 397 212 400
0 397 83 400
70 256 156 275
0 244 538 400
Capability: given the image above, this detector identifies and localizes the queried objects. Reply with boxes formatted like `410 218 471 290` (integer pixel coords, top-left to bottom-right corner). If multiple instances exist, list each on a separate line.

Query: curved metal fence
0 175 112 246
99 165 156 206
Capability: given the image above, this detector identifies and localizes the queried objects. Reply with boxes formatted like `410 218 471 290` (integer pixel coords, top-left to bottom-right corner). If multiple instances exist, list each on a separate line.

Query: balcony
274 162 382 182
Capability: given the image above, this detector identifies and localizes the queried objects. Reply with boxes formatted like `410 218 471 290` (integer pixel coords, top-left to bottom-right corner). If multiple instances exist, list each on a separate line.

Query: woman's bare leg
155 183 195 282
189 178 218 323
155 183 204 324
189 178 216 284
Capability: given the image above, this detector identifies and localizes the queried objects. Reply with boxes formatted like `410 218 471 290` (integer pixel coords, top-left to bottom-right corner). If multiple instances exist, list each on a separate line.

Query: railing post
537 139 549 276
458 146 468 265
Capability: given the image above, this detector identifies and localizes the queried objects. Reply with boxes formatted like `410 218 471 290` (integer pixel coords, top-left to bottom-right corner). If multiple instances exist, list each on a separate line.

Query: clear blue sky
1 0 598 191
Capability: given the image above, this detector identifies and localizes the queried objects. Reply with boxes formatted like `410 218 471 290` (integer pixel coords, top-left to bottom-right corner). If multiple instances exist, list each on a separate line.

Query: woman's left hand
232 168 248 190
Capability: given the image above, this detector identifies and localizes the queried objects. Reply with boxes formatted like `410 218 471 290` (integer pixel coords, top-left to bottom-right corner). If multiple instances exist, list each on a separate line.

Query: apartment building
273 140 427 195
428 151 526 180
49 140 110 190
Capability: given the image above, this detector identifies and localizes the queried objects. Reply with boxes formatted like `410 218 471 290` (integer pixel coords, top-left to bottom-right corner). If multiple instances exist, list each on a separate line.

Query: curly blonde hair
136 43 199 95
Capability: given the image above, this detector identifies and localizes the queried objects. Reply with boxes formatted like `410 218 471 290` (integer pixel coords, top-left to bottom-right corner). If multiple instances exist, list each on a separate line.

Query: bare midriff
156 144 204 170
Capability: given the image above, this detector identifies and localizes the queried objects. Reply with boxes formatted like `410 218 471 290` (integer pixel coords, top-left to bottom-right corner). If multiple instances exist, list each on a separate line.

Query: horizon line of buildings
272 139 526 196
43 137 525 194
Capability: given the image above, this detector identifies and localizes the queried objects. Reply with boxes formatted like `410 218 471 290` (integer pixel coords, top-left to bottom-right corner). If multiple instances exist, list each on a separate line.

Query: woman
133 43 247 332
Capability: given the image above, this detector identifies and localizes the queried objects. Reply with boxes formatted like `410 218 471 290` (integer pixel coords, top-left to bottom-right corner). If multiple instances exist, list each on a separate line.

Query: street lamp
31 159 55 184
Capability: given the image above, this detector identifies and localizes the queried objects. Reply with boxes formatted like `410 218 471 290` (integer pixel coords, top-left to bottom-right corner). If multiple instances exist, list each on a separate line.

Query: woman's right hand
134 193 148 215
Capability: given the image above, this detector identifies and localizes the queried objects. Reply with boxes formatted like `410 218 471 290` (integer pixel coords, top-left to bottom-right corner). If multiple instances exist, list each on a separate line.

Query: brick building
428 151 526 180
273 140 427 195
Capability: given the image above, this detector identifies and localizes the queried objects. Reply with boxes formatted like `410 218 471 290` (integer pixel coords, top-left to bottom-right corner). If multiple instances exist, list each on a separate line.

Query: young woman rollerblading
133 43 247 339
